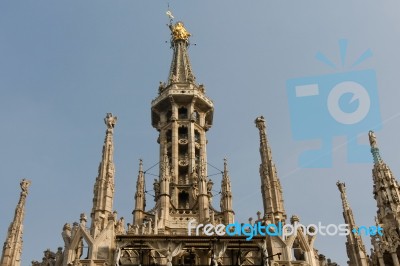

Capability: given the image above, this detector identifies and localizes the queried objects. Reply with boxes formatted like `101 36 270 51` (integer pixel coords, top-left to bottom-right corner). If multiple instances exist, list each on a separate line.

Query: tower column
392 253 400 266
159 146 171 228
171 103 179 184
189 121 195 177
189 98 197 184
198 152 209 222
200 131 208 177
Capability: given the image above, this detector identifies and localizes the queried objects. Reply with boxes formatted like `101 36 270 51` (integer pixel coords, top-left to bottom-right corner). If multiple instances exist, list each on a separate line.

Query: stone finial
80 213 87 227
139 159 143 172
254 116 266 130
1 179 31 266
368 130 377 148
20 179 31 195
368 130 384 165
223 158 228 173
104 113 117 130
290 215 300 224
336 181 346 193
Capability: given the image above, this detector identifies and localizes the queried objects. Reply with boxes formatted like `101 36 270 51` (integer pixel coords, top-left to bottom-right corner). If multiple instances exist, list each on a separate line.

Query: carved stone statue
115 217 126 235
207 179 213 194
158 81 166 94
104 113 117 129
255 116 266 130
392 188 400 203
382 189 389 204
191 111 198 122
79 213 87 228
153 179 160 201
387 227 399 244
336 181 346 194
369 130 377 147
192 168 198 183
192 183 198 200
20 179 30 192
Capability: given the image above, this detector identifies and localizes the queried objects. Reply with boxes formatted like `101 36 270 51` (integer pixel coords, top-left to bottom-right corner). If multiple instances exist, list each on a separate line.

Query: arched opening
192 110 200 123
178 191 189 208
292 237 307 261
194 130 200 143
179 166 189 184
179 126 188 140
195 148 200 164
166 110 172 123
179 144 188 158
166 130 172 142
178 107 188 119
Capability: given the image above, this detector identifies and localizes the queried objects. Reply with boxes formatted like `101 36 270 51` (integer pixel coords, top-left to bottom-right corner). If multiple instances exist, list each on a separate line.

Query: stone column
391 252 400 266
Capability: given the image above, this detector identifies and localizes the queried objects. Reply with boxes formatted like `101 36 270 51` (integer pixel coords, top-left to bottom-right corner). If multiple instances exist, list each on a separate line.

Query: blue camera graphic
287 68 381 168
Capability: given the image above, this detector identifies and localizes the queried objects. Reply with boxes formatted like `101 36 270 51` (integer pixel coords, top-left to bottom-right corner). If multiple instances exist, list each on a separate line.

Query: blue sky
1 1 400 265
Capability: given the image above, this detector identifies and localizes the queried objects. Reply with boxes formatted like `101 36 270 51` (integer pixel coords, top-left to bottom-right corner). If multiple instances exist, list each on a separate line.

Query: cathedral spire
133 159 146 225
90 113 117 237
255 116 286 224
151 16 218 234
220 158 234 224
1 179 31 266
368 131 400 264
336 181 370 266
167 19 195 85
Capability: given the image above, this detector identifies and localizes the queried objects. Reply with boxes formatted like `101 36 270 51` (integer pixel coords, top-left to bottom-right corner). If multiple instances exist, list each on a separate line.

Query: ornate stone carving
153 179 160 201
169 22 191 42
104 113 117 130
369 130 377 148
115 217 126 235
207 179 213 197
192 183 198 200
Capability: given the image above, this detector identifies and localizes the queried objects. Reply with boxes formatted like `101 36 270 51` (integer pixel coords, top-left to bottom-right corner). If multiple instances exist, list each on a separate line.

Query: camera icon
286 69 381 167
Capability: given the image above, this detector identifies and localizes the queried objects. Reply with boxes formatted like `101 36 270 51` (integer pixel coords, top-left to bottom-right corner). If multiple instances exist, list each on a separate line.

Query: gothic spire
167 20 196 85
133 159 146 225
1 179 31 266
220 158 234 224
150 15 216 234
90 113 117 236
368 131 400 262
255 116 286 224
336 181 369 266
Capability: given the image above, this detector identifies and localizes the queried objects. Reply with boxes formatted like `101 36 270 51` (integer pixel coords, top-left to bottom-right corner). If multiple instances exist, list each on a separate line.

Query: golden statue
170 22 191 42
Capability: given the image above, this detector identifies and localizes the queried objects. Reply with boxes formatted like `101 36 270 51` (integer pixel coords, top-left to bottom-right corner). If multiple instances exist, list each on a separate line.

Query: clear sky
1 1 400 265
